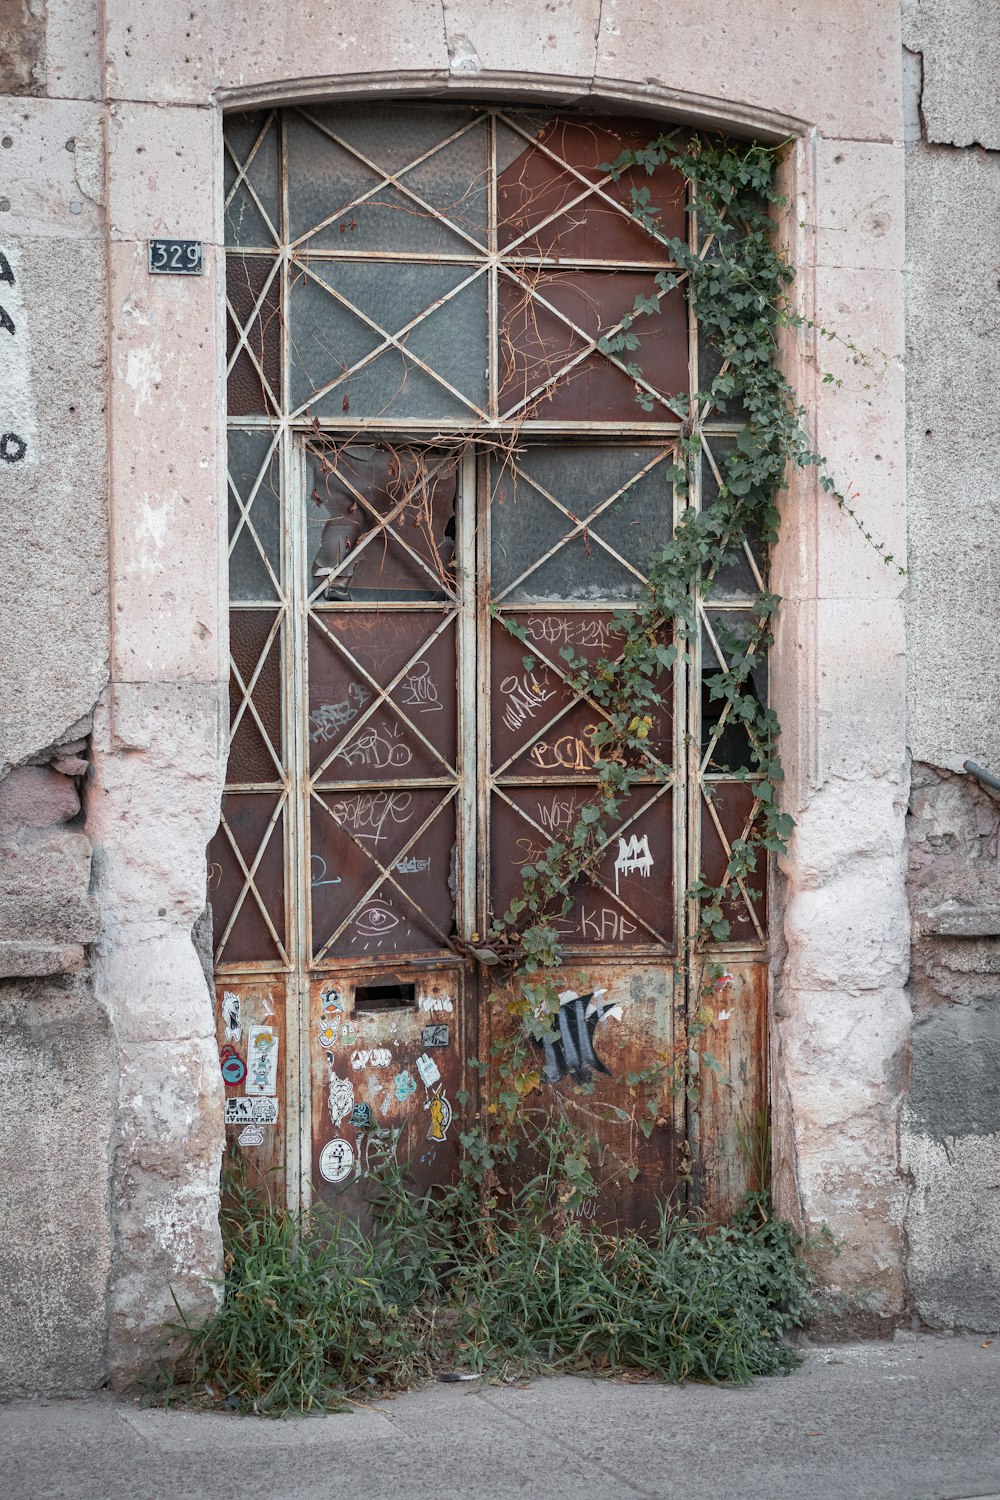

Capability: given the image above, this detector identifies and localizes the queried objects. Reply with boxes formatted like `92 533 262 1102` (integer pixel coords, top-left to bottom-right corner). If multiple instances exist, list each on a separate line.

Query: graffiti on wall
0 248 36 468
533 988 624 1085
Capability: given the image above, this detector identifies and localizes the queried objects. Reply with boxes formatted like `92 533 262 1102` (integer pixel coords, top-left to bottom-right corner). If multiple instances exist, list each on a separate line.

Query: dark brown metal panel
496 115 686 262
308 969 465 1209
490 785 675 950
310 790 457 960
228 609 283 784
490 613 673 778
208 792 286 965
308 614 457 781
497 270 687 422
226 253 280 416
215 975 288 1190
700 782 767 939
484 960 683 1231
690 959 767 1224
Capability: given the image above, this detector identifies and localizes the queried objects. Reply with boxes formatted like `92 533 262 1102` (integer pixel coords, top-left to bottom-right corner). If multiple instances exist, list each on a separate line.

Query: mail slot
354 981 416 1012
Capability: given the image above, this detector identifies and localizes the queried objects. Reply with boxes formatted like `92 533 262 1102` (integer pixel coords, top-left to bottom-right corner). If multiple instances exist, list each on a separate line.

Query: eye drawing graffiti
532 988 624 1085
354 898 400 936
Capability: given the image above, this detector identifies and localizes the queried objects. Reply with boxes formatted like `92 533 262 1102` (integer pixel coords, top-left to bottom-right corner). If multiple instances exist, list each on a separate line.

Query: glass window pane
490 445 675 602
224 112 280 248
286 106 487 254
228 429 281 602
289 262 487 421
306 444 459 602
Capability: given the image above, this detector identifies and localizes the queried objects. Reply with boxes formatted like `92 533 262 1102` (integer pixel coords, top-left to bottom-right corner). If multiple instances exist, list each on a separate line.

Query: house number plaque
148 239 203 275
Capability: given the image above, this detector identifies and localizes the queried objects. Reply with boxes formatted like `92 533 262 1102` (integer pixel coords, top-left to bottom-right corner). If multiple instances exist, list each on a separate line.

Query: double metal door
210 431 766 1223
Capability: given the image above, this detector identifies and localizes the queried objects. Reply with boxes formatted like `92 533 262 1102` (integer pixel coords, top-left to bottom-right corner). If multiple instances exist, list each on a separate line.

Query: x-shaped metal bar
214 792 289 964
491 446 672 602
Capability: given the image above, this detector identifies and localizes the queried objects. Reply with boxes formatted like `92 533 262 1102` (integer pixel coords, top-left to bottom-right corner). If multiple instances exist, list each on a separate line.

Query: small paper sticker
393 1069 417 1103
418 994 453 1013
318 1137 355 1184
219 1045 247 1087
237 1123 264 1147
328 1070 354 1127
422 1024 449 1049
426 1087 452 1142
221 991 242 1041
246 1025 279 1096
416 1052 441 1088
224 1096 278 1125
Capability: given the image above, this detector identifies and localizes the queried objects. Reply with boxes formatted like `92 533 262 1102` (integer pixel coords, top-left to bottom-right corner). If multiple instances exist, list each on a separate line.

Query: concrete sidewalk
2 1335 999 1500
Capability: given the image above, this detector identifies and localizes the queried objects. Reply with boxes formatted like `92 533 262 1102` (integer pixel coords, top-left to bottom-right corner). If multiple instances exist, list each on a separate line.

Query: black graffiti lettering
0 304 14 336
533 992 618 1085
0 432 26 463
0 252 13 286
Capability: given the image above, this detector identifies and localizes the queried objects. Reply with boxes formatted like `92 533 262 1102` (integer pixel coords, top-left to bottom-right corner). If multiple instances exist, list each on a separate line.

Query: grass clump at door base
158 1157 819 1415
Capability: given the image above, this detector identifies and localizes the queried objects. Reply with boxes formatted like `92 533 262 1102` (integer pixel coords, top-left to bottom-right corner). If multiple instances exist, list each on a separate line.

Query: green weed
156 1154 818 1415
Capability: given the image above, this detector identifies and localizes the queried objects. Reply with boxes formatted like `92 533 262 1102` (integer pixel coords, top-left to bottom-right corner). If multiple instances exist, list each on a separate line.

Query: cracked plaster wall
0 13 116 1392
902 0 1000 1331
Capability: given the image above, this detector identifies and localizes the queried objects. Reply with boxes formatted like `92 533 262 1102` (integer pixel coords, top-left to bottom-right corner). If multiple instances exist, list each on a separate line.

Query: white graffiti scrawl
613 833 653 895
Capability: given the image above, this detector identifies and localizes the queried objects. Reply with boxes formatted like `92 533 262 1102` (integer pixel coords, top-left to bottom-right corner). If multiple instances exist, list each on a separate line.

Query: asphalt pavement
2 1333 999 1500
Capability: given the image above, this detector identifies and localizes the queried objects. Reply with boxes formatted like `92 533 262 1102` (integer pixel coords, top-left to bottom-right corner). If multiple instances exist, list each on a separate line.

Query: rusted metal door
212 103 767 1222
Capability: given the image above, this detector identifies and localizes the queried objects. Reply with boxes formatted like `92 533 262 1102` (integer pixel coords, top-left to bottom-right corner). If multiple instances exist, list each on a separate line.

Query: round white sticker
319 1137 355 1184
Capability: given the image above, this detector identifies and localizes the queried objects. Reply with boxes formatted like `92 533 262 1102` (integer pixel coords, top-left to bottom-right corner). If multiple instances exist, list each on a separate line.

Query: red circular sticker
220 1045 247 1087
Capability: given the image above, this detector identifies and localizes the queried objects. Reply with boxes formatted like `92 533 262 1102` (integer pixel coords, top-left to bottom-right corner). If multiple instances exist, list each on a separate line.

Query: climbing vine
458 132 900 1203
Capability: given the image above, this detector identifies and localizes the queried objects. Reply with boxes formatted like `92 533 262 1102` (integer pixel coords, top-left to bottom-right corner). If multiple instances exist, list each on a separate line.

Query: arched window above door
223 104 694 429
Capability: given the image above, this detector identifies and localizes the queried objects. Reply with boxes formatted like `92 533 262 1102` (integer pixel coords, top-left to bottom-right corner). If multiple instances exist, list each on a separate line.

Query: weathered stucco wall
901 0 1000 1332
0 25 114 1394
1 0 922 1392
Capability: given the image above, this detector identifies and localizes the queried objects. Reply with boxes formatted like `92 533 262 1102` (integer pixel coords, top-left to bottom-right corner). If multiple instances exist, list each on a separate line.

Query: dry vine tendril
461 134 900 1205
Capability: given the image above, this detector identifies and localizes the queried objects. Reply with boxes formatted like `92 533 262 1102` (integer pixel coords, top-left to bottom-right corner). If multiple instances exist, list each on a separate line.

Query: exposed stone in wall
903 764 1000 1330
0 1 45 96
902 0 1000 151
902 12 1000 776
87 682 226 1381
902 0 1000 1332
0 728 99 978
773 772 912 1322
0 973 114 1396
